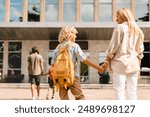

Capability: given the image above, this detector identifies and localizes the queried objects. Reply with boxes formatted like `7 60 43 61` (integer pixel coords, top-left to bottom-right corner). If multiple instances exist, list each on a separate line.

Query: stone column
112 0 116 22
76 0 81 22
23 0 28 22
3 40 8 78
40 0 45 22
130 0 135 18
4 0 10 22
94 0 99 22
58 0 63 21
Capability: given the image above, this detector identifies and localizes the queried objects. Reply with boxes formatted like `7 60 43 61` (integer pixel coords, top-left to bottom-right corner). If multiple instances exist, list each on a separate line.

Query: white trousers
113 71 138 100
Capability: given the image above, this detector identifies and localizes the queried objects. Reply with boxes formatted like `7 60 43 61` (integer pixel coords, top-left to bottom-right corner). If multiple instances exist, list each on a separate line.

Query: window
28 0 40 22
49 41 59 50
116 0 130 11
8 42 22 75
141 42 150 78
99 52 106 64
80 52 90 84
81 0 94 22
49 40 88 50
48 51 53 65
76 41 88 50
136 0 149 22
10 0 23 22
0 42 4 79
0 0 5 22
45 0 58 22
99 0 112 22
99 51 113 84
63 0 76 22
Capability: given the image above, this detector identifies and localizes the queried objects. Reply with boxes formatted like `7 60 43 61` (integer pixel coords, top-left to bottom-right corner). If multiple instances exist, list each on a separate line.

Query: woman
103 8 144 100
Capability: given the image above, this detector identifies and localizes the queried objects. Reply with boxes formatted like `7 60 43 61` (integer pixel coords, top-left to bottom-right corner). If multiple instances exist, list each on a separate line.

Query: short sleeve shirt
51 40 87 77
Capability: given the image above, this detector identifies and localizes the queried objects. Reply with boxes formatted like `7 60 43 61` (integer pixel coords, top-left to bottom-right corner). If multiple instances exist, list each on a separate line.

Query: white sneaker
46 94 50 100
51 96 54 100
37 96 41 100
32 96 35 100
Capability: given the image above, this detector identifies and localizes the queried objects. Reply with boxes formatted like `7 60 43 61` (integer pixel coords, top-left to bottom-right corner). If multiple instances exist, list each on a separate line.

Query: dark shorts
48 77 54 89
29 75 41 86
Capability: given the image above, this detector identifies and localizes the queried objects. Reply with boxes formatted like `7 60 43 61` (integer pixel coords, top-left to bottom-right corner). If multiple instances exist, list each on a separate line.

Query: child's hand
41 71 44 76
49 68 53 80
41 72 48 76
102 62 108 69
98 66 105 74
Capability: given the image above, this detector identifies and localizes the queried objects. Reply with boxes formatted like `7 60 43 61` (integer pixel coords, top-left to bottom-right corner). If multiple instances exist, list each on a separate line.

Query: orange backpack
52 43 75 91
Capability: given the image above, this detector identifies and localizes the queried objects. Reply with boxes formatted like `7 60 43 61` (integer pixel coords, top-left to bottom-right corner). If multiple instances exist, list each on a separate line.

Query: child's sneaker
32 96 35 100
37 96 41 100
51 96 54 100
46 94 50 100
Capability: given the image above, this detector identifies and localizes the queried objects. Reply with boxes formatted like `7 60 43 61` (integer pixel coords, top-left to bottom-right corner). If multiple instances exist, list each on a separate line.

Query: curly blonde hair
58 26 78 43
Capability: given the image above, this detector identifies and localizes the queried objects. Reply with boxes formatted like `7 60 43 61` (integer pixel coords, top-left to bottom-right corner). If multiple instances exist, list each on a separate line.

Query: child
51 26 104 100
42 65 55 100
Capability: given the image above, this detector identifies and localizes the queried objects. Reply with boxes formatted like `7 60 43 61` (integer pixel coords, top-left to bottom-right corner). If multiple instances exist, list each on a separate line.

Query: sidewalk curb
0 83 150 89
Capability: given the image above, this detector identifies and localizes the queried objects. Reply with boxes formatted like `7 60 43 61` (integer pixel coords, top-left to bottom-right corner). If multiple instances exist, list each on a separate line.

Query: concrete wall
89 40 110 84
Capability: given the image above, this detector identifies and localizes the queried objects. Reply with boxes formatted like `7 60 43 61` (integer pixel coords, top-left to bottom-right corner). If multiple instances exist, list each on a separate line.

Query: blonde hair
58 26 78 43
117 8 144 39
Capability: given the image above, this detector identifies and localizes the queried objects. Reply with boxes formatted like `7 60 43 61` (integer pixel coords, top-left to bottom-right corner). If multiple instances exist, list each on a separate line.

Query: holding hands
98 65 105 74
98 60 109 74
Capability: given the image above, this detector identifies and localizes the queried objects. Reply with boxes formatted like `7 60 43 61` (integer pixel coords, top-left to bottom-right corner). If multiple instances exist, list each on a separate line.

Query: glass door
0 42 4 80
80 52 90 84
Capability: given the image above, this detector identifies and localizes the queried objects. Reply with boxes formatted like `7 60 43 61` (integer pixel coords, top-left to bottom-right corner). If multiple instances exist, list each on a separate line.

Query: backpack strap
58 44 63 53
58 43 70 52
64 43 70 52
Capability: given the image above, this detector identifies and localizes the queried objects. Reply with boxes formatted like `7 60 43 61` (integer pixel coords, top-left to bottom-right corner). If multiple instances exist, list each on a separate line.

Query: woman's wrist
104 57 110 64
104 60 109 64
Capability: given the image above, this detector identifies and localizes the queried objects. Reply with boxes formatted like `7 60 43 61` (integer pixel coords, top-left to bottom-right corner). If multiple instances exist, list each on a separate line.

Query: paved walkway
0 83 150 100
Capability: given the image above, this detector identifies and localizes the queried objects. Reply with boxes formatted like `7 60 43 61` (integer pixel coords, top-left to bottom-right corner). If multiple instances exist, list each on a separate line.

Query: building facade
0 0 150 84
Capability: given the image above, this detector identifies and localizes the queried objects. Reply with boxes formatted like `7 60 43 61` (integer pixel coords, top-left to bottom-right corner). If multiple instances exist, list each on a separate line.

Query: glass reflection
28 0 40 4
99 1 112 22
0 0 5 22
8 42 22 76
136 0 149 22
46 0 58 4
45 0 58 22
80 52 90 84
63 0 76 22
11 0 22 3
9 42 21 51
28 0 40 22
10 1 23 22
81 0 94 22
0 53 3 68
0 42 4 76
8 53 21 68
116 0 130 11
0 42 4 51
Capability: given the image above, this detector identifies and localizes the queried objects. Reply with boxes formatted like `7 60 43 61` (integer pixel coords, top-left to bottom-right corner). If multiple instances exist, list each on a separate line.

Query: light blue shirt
51 40 87 77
